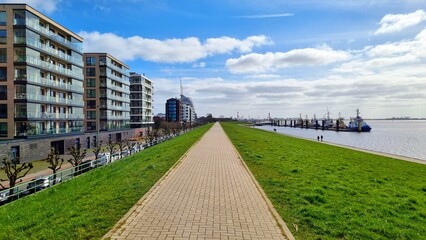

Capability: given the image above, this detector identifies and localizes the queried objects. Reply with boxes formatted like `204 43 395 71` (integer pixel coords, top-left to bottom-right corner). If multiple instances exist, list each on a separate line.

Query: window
0 86 6 100
0 30 6 44
86 57 96 66
86 89 96 98
0 12 6 26
0 104 6 118
87 111 96 120
87 100 96 109
86 68 96 76
86 78 96 87
0 48 6 63
0 122 7 137
0 67 6 81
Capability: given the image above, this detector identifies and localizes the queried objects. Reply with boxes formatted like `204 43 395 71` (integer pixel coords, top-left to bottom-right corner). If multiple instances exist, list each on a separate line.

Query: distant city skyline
8 0 426 119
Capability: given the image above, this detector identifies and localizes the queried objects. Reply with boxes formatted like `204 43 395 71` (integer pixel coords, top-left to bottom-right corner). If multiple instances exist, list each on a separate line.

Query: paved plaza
104 123 292 240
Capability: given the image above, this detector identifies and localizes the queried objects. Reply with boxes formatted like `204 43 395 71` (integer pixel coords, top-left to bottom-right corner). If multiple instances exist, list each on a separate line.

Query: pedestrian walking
317 136 320 141
321 135 323 141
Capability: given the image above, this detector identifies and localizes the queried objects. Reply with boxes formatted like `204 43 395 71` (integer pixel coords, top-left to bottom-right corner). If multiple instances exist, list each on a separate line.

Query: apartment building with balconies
83 53 130 132
0 4 84 140
129 72 154 128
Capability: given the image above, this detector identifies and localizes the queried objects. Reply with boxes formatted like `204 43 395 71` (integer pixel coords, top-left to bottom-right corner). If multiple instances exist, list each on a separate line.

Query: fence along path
104 123 292 239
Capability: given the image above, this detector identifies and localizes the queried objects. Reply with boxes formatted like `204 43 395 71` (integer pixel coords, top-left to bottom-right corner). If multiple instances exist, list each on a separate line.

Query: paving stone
105 123 287 239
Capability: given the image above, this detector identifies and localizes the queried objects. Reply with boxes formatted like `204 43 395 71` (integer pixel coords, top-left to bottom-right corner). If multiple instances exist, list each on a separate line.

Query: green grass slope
0 124 211 240
222 123 426 240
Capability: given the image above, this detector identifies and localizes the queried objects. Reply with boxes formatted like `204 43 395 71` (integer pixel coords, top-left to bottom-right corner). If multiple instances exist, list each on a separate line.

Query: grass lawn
0 124 212 240
221 123 426 240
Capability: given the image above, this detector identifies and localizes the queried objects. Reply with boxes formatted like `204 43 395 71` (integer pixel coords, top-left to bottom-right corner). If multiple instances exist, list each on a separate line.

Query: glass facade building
0 4 84 139
129 72 154 128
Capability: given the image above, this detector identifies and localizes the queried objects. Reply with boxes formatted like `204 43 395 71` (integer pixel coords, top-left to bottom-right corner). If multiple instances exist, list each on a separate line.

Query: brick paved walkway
104 123 291 240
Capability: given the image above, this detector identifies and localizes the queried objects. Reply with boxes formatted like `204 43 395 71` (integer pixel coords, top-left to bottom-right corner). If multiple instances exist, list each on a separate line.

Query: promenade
104 123 292 239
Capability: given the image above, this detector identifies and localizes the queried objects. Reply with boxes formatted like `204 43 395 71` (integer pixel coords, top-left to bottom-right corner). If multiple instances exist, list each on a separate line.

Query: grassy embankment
0 124 212 240
222 122 426 240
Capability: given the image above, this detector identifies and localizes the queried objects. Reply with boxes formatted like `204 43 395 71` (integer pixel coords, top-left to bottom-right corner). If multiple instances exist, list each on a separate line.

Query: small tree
92 139 103 160
0 157 33 198
125 140 135 153
106 140 116 162
117 139 128 155
44 148 63 184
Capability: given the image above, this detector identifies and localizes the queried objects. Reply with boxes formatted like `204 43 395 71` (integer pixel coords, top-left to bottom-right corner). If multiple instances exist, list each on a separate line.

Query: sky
5 0 426 119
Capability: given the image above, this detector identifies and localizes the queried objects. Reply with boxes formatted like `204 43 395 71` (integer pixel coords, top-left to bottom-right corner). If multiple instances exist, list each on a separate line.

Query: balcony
14 111 83 120
15 55 84 80
15 93 84 107
16 19 82 52
107 61 129 76
16 74 83 93
14 37 83 67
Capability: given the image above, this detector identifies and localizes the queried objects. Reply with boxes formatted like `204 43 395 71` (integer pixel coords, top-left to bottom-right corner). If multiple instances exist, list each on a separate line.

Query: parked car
0 189 10 205
90 154 108 169
27 175 62 193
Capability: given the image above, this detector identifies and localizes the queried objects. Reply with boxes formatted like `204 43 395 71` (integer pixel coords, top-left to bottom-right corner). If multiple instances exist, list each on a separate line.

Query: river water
257 120 426 162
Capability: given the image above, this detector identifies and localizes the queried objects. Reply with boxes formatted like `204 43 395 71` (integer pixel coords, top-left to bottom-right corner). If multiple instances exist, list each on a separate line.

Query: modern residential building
129 72 154 128
83 53 130 133
165 98 181 122
0 4 84 141
181 94 197 125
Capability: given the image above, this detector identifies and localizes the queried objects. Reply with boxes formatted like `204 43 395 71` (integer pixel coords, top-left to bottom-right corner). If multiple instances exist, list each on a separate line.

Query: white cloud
79 31 271 63
2 0 60 13
192 62 206 68
375 10 426 35
226 45 351 74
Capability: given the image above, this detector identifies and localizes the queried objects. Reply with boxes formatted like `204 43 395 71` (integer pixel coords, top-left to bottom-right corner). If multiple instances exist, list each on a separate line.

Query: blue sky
7 0 426 119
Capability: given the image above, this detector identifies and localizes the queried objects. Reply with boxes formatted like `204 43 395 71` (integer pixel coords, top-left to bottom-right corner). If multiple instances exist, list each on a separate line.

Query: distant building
165 98 181 122
129 72 154 128
155 113 166 120
181 95 197 125
0 4 84 140
83 53 130 132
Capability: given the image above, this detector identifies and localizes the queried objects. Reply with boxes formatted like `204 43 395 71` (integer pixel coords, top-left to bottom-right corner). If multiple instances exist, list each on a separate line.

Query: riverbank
222 122 426 239
258 125 426 165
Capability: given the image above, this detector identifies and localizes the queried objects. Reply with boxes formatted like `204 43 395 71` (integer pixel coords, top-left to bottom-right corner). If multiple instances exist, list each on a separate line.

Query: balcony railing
16 19 83 52
15 93 84 106
14 111 83 119
14 55 84 80
15 74 83 93
14 37 83 67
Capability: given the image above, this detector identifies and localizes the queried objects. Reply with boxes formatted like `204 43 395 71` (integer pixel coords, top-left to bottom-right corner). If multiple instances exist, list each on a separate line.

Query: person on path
317 136 320 141
321 135 323 141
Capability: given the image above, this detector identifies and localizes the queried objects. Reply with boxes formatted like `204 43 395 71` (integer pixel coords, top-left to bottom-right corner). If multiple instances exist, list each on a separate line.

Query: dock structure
104 123 292 240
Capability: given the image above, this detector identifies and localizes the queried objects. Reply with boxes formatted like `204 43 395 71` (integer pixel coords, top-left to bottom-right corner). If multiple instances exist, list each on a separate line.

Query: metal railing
0 131 188 206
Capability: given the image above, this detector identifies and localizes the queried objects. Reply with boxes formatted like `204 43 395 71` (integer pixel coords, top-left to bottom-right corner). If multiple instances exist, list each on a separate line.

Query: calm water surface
257 120 426 162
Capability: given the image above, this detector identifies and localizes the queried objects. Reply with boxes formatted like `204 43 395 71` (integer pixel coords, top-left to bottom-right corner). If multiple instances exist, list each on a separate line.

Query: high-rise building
0 4 84 140
165 98 181 122
129 72 154 128
181 94 196 125
83 53 130 132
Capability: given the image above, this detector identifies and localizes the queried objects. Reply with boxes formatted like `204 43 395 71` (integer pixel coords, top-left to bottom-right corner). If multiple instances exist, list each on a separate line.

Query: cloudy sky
9 0 426 119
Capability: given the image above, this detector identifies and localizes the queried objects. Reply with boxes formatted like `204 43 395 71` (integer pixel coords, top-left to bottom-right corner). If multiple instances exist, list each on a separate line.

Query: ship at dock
347 109 372 132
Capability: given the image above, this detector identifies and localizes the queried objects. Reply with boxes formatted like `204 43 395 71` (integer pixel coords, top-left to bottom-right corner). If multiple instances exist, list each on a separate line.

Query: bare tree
92 139 103 160
106 140 116 162
0 157 33 198
117 139 128 155
67 144 87 167
44 148 63 184
125 140 135 153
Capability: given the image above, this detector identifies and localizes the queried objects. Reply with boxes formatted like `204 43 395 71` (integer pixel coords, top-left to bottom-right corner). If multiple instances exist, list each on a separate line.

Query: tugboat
347 109 372 132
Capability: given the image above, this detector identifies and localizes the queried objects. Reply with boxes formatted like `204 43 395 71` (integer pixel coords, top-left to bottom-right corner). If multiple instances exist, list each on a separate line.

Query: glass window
0 122 7 136
86 68 95 76
87 111 96 120
86 57 96 66
0 86 6 100
0 104 6 118
0 12 6 26
87 100 96 109
0 48 6 63
0 30 6 44
86 89 96 98
0 67 6 81
86 78 96 87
